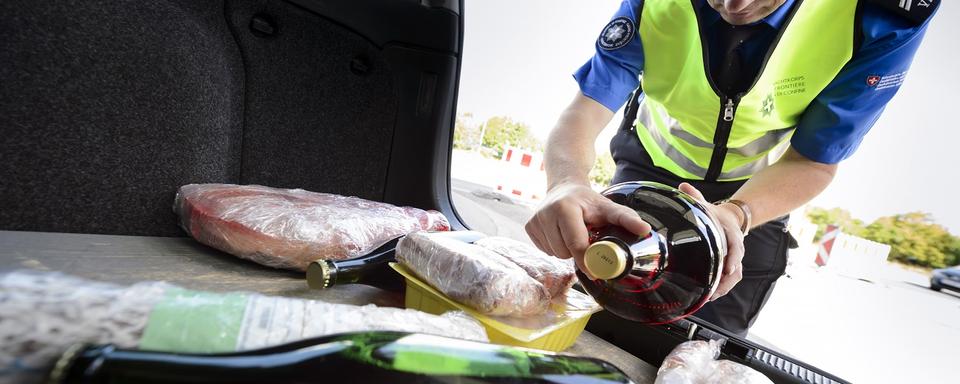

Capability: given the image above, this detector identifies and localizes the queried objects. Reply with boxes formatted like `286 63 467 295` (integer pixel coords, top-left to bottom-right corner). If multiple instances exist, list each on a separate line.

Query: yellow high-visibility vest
635 0 856 181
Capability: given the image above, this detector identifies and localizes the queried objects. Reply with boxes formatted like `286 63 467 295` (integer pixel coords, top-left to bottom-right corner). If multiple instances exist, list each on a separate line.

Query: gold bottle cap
584 241 628 280
306 259 333 289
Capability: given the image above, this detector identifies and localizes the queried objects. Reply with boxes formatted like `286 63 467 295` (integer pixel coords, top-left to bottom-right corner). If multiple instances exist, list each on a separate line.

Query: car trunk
0 1 845 383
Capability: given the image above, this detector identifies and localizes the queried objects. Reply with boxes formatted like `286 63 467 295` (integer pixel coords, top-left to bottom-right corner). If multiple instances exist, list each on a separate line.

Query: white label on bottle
235 296 308 350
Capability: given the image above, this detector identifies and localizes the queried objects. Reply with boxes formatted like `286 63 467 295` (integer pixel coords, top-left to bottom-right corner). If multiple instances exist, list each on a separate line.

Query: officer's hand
678 183 745 301
525 182 651 278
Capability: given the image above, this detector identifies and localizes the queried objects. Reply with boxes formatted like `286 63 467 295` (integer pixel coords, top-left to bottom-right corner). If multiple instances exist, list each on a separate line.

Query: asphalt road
750 264 960 384
451 178 535 244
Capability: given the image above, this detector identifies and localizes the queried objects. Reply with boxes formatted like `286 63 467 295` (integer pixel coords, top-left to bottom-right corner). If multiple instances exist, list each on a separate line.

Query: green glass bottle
307 231 487 290
49 331 634 383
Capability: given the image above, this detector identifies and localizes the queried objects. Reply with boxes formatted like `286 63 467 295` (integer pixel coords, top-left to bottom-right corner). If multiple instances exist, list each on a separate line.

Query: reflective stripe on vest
635 97 793 180
635 0 856 181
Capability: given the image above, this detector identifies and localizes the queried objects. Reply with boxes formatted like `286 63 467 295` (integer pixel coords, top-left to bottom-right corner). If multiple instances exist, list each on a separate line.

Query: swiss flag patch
866 75 881 87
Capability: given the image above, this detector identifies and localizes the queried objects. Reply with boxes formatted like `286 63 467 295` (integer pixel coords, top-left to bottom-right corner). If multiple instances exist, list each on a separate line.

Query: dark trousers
692 221 789 337
610 127 789 337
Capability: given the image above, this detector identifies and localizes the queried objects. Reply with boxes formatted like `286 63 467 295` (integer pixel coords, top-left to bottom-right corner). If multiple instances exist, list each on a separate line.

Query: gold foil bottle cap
584 240 628 280
306 259 333 289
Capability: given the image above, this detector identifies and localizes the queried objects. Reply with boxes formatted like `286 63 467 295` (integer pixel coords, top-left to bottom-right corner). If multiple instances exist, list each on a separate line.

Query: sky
456 0 960 234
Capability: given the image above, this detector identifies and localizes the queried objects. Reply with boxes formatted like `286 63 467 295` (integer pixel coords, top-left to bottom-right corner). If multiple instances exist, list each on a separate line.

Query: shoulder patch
865 0 938 25
598 17 636 51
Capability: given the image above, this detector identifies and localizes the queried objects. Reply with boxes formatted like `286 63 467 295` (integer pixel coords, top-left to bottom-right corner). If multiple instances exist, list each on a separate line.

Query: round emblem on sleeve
598 17 635 51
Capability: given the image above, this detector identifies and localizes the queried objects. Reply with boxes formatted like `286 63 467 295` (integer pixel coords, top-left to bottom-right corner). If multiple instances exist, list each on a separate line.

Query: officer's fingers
525 217 552 256
536 212 575 261
544 223 575 261
723 229 746 276
597 202 651 236
710 268 742 301
557 204 590 257
678 182 707 203
711 219 745 300
715 268 742 299
556 205 592 276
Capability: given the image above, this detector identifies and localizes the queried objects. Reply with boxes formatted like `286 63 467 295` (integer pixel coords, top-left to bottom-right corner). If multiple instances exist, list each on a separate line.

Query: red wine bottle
579 181 726 325
48 331 634 383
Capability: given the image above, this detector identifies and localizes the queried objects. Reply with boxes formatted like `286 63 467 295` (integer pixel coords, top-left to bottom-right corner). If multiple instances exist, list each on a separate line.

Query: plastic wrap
396 231 551 316
0 270 486 384
655 340 773 384
473 236 576 298
392 262 602 351
174 183 450 271
0 270 163 384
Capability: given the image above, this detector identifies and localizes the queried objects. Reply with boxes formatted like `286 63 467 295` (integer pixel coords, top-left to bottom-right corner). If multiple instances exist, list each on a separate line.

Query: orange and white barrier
823 232 891 281
815 225 839 267
495 146 547 201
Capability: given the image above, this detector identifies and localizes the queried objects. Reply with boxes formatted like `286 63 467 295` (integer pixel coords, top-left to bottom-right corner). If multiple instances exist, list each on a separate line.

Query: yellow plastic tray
389 262 601 352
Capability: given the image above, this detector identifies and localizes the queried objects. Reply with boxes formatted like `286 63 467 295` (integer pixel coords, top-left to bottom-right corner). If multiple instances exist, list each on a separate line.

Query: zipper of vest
691 0 804 182
722 99 735 122
705 96 740 181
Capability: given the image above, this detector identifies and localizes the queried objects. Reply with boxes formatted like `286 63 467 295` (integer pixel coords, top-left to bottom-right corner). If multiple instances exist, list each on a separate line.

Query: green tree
805 207 865 241
453 112 480 150
805 207 960 269
589 152 616 187
480 116 542 158
945 237 960 267
860 212 957 269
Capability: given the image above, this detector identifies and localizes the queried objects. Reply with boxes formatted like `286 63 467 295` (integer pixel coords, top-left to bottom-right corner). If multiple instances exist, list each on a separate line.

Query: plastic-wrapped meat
396 231 551 317
655 340 773 384
473 236 576 298
174 184 449 271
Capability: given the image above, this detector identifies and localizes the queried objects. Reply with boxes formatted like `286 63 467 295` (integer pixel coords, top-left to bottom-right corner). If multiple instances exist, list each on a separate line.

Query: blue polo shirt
575 0 937 164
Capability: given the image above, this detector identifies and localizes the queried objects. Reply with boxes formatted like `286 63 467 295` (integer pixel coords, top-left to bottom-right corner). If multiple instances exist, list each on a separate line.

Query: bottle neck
307 255 402 290
613 231 665 275
306 239 402 290
587 227 666 280
329 255 387 285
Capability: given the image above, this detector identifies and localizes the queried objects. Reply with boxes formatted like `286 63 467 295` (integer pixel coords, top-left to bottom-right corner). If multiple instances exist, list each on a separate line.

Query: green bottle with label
49 331 634 383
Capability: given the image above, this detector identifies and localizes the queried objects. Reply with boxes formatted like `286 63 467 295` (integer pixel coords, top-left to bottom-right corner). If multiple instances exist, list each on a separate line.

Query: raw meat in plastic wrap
174 184 450 271
708 361 774 384
396 231 552 316
0 270 486 384
655 340 773 384
473 236 576 298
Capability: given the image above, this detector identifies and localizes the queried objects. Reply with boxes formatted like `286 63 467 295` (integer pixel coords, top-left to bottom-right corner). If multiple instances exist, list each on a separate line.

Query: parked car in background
930 266 960 293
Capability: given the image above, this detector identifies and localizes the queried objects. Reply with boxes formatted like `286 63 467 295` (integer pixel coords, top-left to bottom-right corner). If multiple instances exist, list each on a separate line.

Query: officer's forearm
728 147 837 227
545 92 615 191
